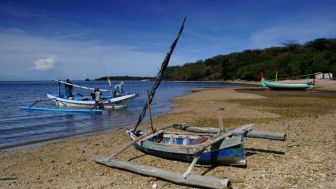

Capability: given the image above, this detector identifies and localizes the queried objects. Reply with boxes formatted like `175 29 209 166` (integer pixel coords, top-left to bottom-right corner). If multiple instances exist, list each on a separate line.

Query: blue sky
0 0 335 80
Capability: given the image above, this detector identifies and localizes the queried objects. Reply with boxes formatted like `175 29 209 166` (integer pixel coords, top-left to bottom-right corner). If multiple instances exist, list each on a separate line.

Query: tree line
163 38 336 81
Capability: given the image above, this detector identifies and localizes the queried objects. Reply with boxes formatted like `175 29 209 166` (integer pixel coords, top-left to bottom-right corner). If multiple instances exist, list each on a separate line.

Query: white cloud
34 56 58 70
0 29 189 80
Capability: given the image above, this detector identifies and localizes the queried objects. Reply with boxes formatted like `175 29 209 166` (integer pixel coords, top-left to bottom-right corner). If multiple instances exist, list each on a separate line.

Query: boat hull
261 79 313 90
47 93 138 109
130 130 246 165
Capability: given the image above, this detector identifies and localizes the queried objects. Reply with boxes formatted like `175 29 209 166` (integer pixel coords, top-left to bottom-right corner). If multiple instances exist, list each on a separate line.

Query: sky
0 0 335 81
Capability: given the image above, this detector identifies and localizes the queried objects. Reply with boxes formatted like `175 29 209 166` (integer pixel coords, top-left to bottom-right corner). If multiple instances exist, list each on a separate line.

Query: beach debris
151 183 158 189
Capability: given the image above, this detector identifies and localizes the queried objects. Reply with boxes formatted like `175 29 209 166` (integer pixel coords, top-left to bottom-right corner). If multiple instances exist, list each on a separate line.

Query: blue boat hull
131 130 246 165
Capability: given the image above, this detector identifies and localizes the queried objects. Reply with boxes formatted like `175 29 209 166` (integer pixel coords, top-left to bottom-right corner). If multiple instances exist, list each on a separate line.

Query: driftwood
173 124 287 141
93 156 232 189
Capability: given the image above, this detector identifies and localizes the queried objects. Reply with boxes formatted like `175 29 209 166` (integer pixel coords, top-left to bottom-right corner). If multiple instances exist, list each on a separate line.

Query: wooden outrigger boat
130 128 247 166
48 80 138 109
261 72 316 90
93 18 286 189
20 80 138 113
47 92 137 110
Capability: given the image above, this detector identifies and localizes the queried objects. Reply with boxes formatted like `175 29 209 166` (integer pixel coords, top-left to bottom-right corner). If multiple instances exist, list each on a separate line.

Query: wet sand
0 80 335 188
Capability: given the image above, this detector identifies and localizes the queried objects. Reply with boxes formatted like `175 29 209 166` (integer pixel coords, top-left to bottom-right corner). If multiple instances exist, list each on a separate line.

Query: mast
133 17 186 131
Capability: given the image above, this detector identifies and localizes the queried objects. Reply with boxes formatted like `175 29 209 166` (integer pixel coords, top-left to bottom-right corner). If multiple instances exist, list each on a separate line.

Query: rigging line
97 56 114 96
53 80 110 92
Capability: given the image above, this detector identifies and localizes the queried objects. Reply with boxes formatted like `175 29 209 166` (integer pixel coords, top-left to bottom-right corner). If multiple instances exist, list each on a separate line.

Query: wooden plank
139 130 164 142
173 124 286 141
194 124 253 156
183 156 200 179
108 124 174 159
93 156 232 189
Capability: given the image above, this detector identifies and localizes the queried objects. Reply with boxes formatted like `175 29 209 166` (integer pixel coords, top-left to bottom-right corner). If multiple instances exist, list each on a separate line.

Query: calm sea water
0 81 237 150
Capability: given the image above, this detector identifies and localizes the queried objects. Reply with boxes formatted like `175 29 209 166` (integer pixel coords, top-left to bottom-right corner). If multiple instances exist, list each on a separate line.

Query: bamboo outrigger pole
53 80 110 92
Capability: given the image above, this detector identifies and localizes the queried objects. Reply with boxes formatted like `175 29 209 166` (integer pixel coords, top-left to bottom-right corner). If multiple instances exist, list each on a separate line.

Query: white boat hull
47 93 138 109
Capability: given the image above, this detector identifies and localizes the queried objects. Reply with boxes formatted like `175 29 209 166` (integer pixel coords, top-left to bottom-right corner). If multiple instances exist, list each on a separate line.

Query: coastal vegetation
164 38 336 81
95 38 335 82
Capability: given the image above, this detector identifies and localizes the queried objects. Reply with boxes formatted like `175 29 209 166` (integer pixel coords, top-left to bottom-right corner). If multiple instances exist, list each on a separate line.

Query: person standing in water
92 88 102 109
113 81 125 97
64 79 73 99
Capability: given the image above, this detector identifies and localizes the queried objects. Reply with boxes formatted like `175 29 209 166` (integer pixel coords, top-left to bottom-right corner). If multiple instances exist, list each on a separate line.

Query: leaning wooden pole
108 124 173 159
93 156 232 189
133 17 186 131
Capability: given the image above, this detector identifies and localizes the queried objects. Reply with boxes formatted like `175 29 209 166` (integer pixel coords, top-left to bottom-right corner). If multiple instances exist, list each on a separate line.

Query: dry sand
0 80 335 188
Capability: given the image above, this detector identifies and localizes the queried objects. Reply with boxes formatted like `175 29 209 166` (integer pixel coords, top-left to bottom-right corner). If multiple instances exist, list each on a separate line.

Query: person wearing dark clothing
64 79 73 99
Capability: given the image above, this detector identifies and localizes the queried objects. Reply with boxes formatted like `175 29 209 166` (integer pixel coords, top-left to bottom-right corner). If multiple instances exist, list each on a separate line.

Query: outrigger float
93 18 287 189
20 80 138 113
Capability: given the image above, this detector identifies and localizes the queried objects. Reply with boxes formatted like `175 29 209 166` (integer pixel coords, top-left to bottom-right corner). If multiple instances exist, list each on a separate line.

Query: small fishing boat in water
47 80 138 109
20 80 138 112
47 93 138 109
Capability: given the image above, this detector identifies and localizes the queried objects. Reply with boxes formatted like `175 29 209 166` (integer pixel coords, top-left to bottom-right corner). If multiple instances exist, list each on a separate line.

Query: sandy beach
1 80 335 189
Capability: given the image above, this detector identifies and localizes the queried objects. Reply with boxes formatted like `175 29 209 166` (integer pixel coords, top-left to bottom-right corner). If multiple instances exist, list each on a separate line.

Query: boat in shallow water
47 93 138 109
46 80 138 109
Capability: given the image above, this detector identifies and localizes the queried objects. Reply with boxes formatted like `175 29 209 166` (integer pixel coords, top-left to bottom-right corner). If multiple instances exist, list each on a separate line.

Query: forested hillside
164 38 336 81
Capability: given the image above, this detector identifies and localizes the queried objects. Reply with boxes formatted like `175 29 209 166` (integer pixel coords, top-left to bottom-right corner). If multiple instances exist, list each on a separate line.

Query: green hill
163 38 336 81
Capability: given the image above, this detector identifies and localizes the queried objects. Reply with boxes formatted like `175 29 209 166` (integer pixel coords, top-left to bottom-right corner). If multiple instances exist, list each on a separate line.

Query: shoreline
1 82 335 188
0 81 240 152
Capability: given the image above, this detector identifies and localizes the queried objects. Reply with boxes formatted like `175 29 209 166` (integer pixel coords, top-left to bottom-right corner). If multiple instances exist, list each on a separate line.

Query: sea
0 81 238 150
